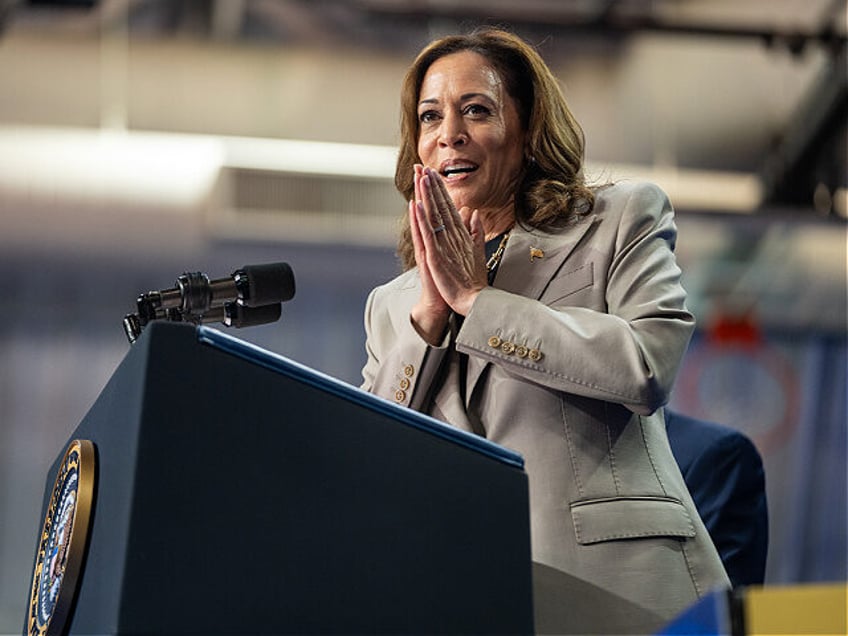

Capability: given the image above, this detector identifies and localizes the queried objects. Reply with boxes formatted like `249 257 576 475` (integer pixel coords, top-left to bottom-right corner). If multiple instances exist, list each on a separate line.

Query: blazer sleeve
360 278 451 411
455 182 695 414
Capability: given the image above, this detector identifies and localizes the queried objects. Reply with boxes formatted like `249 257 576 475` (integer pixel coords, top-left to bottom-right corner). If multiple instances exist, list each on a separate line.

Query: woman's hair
395 26 595 270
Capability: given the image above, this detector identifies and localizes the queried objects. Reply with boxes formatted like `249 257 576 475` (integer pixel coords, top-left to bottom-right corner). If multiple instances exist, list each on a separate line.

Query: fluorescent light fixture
0 126 763 216
586 162 763 213
0 126 224 210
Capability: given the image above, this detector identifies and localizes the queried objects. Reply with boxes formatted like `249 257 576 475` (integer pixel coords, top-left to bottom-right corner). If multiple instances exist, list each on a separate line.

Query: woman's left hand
414 166 488 316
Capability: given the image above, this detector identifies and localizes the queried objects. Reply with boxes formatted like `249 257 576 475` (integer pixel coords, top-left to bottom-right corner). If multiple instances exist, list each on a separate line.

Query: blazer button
515 345 528 358
501 341 516 355
487 336 502 348
528 348 543 361
399 377 410 390
403 364 415 377
394 389 407 403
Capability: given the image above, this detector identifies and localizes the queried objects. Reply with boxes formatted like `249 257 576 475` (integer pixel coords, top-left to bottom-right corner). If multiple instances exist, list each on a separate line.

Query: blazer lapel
494 216 596 300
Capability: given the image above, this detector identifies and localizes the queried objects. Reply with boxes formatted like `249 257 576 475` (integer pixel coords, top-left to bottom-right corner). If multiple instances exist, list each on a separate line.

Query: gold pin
530 247 544 262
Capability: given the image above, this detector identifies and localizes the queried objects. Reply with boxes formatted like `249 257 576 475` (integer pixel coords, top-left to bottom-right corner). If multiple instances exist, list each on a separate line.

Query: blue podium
26 322 533 634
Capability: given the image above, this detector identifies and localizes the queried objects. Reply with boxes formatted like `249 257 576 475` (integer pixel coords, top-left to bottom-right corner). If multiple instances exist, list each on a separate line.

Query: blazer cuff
384 313 449 411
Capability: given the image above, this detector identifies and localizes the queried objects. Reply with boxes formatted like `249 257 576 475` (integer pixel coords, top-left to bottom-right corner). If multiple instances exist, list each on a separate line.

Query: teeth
443 165 477 176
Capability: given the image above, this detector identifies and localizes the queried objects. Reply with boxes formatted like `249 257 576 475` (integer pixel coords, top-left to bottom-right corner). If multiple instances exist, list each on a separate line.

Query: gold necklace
486 232 511 273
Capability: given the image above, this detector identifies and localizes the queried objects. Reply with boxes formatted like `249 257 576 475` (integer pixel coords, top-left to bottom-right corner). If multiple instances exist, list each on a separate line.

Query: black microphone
123 262 295 343
136 262 295 324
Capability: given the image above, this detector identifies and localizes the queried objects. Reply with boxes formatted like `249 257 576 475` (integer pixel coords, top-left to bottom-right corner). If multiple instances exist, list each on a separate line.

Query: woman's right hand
410 165 451 345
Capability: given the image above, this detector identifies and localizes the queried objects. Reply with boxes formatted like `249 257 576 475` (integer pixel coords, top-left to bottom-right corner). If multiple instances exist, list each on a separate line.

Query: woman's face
416 50 526 216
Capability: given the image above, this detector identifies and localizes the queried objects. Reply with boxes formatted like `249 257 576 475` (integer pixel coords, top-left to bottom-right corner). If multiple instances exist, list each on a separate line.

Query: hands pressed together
409 165 488 345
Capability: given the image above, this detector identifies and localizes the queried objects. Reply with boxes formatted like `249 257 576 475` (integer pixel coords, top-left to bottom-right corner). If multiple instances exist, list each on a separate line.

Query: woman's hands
409 165 487 345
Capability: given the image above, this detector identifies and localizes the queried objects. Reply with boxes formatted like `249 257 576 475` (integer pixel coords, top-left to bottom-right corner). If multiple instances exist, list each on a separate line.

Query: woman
361 28 729 632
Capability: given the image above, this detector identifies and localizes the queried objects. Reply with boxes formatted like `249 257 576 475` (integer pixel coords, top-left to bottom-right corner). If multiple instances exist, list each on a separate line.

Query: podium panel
27 322 533 634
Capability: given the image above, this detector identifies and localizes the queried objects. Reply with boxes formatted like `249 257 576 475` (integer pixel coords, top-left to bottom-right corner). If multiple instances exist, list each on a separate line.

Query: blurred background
0 0 845 630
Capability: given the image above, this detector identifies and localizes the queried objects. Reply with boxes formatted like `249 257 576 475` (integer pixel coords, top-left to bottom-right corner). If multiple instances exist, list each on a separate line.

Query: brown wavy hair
395 27 595 270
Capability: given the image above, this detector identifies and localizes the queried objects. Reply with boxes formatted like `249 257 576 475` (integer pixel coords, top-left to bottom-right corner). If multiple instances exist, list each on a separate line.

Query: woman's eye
464 104 491 116
419 110 440 123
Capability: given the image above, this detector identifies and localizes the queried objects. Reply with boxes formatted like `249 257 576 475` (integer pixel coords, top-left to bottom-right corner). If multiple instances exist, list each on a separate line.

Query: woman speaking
361 27 729 632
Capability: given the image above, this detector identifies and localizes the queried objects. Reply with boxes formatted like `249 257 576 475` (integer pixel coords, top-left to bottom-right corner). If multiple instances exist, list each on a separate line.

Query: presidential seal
27 439 95 636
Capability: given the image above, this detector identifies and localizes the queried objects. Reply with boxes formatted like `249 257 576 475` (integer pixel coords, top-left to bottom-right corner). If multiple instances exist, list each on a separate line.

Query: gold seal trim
27 439 95 636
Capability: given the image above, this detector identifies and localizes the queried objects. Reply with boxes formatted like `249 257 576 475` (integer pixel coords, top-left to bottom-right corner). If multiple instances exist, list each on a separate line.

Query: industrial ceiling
0 0 845 331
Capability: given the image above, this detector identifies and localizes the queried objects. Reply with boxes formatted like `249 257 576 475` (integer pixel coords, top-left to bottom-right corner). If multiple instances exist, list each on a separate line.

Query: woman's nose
438 113 467 147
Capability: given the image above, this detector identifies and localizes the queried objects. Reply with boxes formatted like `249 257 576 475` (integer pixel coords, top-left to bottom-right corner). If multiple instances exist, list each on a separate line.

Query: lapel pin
530 247 544 262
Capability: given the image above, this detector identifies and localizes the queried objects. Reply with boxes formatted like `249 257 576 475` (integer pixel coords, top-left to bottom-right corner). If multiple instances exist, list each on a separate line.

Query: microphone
135 262 295 324
123 262 295 343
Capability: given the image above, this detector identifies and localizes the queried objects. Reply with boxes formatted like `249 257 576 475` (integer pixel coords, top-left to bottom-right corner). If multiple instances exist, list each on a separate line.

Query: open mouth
441 162 478 180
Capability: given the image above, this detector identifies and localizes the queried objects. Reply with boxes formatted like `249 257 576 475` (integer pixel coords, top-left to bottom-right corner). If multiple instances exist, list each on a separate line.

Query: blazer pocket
570 496 696 545
543 263 594 304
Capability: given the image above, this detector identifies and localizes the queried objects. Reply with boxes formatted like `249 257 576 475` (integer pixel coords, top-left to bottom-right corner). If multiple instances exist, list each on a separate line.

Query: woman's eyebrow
418 92 494 107
460 92 494 102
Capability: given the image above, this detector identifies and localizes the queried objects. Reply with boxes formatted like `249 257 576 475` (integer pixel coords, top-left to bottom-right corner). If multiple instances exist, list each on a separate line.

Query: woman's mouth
441 161 478 180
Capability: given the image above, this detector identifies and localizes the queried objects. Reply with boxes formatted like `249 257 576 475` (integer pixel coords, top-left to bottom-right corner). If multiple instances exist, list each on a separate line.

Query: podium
26 322 533 634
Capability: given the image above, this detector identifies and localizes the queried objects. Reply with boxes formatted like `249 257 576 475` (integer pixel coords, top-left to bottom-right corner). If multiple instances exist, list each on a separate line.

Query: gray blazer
362 181 729 632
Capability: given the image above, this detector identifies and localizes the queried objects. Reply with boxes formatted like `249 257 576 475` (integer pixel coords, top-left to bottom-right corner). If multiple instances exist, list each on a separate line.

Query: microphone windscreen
240 262 296 306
